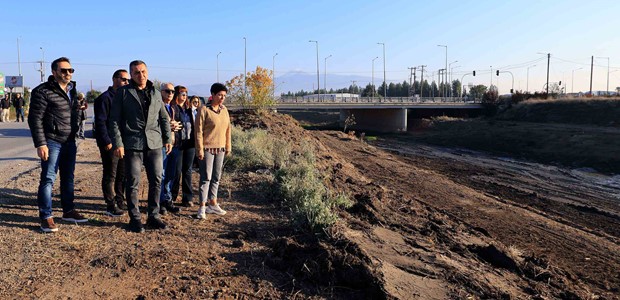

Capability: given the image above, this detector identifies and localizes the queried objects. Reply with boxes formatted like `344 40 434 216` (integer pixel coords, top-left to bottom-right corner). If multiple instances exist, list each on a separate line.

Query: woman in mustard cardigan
195 83 231 219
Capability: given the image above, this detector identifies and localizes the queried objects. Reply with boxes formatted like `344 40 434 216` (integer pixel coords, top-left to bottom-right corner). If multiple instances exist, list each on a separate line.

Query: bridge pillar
339 108 407 132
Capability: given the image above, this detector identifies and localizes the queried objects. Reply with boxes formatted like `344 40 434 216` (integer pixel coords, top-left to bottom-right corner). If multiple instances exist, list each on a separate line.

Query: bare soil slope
0 111 618 299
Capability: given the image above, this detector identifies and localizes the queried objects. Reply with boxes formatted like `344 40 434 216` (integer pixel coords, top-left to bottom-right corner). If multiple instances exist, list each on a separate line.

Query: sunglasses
163 89 175 94
179 92 187 96
117 77 130 82
59 68 75 74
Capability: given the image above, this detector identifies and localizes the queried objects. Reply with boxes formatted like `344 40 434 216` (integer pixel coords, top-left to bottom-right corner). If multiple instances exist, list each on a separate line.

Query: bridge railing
274 96 481 104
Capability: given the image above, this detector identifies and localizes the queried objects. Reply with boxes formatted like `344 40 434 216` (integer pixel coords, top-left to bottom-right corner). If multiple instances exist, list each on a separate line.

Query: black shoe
128 220 144 233
105 205 125 217
116 199 127 210
181 201 194 207
160 201 180 214
146 217 167 230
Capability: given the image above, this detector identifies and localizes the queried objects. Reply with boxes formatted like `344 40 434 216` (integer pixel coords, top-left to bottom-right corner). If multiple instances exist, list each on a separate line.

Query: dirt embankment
0 111 618 299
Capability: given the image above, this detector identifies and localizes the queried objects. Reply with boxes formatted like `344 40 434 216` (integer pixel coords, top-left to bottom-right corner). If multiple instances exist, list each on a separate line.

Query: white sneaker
206 204 227 215
196 206 207 219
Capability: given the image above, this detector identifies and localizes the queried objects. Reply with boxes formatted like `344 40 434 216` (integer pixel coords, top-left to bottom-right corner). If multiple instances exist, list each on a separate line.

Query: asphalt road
0 106 94 168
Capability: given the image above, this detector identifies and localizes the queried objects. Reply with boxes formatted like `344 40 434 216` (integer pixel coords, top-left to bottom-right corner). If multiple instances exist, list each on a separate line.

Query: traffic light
496 70 500 76
510 89 514 93
559 81 562 86
473 71 476 76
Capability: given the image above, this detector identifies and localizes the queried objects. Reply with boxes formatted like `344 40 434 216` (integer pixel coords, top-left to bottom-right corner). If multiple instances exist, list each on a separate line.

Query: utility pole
38 47 45 83
419 65 426 97
407 67 415 97
413 67 417 96
590 55 594 96
546 53 550 94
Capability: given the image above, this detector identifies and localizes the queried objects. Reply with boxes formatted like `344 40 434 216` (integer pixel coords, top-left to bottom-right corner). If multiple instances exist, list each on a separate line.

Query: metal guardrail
224 96 482 110
275 96 481 104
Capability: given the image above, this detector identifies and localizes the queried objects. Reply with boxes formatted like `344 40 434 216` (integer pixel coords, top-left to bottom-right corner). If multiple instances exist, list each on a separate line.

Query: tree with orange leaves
226 66 275 110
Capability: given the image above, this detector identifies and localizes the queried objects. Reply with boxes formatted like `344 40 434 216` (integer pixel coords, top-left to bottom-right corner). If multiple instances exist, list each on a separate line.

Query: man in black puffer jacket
28 57 89 233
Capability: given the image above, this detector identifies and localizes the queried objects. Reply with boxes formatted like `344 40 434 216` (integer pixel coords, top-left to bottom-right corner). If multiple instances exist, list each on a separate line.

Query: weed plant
228 125 352 232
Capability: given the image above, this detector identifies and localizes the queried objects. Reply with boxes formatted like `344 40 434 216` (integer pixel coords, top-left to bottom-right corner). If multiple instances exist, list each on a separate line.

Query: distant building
303 93 360 102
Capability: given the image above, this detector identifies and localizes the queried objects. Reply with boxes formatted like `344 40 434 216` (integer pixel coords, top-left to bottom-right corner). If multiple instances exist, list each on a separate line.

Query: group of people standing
28 57 231 233
0 92 25 122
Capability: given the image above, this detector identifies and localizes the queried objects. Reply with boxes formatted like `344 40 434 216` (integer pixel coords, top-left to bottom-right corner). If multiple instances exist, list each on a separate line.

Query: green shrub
229 125 351 232
228 126 275 170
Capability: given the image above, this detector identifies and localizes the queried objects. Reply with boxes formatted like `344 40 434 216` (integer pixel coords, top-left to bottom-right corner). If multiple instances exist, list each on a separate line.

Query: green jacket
108 80 171 151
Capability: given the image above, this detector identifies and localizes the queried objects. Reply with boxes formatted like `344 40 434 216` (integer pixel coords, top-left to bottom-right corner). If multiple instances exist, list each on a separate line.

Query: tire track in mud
312 130 620 298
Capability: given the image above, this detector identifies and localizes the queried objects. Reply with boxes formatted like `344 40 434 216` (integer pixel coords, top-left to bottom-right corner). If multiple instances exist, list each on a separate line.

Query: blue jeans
125 148 163 221
37 139 77 220
15 108 24 122
160 147 180 204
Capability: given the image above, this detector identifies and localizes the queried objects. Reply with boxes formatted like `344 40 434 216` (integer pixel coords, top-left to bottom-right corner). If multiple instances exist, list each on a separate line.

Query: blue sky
1 0 619 95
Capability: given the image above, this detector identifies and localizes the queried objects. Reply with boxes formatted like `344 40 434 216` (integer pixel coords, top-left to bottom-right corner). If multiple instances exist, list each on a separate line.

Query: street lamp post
596 56 610 95
272 53 278 98
572 67 583 94
377 42 386 98
17 38 21 76
372 56 379 98
437 45 447 98
324 54 332 93
216 51 222 82
526 64 536 93
243 37 247 98
450 65 460 98
448 60 458 97
309 40 320 100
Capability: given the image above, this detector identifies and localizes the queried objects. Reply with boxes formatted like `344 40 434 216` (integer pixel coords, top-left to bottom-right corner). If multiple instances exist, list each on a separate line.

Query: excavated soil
0 111 618 299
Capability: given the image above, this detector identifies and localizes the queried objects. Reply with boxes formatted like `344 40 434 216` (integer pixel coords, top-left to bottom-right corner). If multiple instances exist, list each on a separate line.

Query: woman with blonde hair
195 83 231 219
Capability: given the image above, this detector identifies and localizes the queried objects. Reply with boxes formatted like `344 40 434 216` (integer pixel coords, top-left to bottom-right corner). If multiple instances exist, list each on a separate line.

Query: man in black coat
94 69 130 217
0 95 10 122
28 57 89 233
13 93 25 122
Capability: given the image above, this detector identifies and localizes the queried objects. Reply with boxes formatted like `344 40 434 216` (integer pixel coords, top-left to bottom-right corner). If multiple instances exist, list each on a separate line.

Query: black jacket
94 86 115 148
165 103 182 148
0 97 10 109
28 76 79 148
180 106 196 150
13 97 25 109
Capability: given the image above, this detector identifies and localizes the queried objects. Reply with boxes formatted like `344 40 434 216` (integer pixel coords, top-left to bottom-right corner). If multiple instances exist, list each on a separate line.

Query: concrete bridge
229 96 484 132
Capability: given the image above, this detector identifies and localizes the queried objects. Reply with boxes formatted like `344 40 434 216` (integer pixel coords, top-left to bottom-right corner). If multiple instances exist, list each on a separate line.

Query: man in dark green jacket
109 60 172 233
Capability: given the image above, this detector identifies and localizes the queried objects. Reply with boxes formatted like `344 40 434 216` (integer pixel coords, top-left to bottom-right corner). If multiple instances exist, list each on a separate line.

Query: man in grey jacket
109 60 172 233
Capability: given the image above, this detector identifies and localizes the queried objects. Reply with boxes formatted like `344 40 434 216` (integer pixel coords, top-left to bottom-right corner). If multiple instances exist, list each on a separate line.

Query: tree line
283 79 478 98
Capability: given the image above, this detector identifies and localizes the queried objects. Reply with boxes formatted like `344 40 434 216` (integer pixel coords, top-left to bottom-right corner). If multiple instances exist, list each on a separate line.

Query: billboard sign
6 75 23 88
0 73 4 96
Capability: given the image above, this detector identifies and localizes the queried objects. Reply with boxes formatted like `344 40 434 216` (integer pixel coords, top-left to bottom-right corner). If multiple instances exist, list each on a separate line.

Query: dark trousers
99 146 125 207
15 108 24 122
124 148 163 221
172 147 195 203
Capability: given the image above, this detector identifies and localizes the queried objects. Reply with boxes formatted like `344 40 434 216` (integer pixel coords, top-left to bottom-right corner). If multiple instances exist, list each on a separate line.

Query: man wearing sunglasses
94 69 130 217
159 83 182 215
109 60 172 233
28 57 89 233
